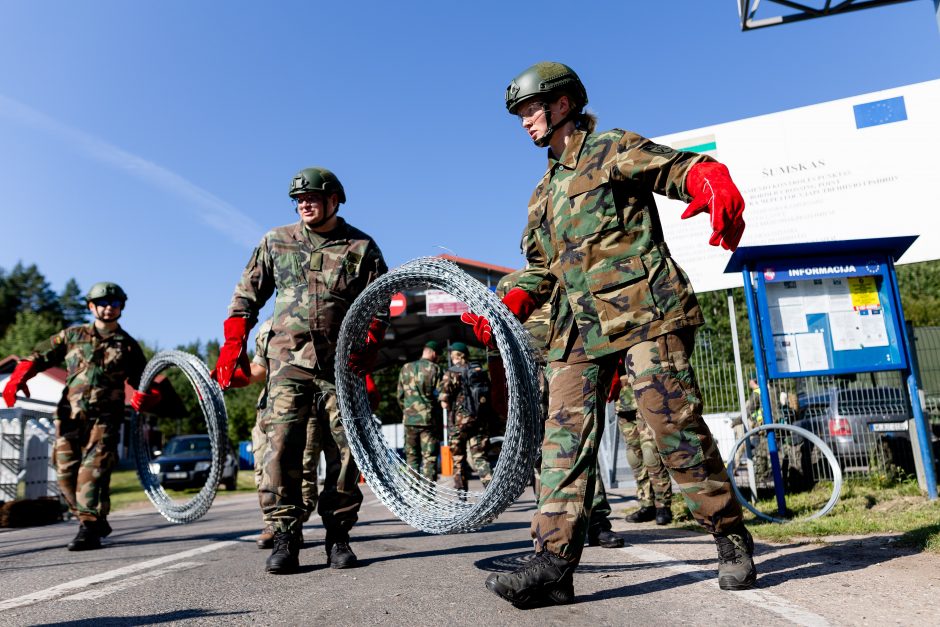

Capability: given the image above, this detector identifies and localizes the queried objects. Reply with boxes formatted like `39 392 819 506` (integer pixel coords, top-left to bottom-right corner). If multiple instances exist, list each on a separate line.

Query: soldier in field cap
212 167 388 574
397 340 444 481
462 61 753 608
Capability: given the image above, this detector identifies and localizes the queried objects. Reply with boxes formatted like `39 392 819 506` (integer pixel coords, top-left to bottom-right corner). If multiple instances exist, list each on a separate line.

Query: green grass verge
657 478 940 554
107 466 258 513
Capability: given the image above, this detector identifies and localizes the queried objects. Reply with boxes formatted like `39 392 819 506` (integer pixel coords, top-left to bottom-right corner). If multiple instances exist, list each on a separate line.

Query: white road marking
619 544 830 627
0 539 245 612
59 561 202 601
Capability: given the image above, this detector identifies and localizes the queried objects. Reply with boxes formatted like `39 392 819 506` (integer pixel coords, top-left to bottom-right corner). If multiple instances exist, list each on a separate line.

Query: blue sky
2 1 939 350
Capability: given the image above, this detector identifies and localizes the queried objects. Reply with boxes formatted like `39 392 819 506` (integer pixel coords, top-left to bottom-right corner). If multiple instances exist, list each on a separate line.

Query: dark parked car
150 435 239 490
793 387 914 473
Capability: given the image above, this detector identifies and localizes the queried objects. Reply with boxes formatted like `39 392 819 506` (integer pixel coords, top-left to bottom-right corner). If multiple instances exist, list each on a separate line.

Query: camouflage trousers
533 445 613 533
260 362 362 535
404 425 440 481
618 410 673 508
54 411 121 523
532 329 742 565
449 428 492 490
252 408 320 523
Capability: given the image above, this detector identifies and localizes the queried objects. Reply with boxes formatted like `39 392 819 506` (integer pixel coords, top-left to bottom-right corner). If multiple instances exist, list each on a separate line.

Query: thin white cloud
0 93 262 248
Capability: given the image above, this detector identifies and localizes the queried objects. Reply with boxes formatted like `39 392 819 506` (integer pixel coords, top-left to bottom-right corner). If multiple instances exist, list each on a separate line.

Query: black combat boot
97 517 113 538
655 507 673 526
325 532 358 569
265 530 301 574
624 505 656 523
485 551 575 609
256 523 275 550
714 524 757 590
67 523 102 551
587 527 624 548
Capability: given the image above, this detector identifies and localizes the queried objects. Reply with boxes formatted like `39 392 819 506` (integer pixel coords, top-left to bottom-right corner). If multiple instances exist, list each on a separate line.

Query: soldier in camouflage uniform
438 342 493 490
616 382 673 525
497 270 623 549
3 282 155 551
212 167 388 574
465 62 753 607
398 341 443 481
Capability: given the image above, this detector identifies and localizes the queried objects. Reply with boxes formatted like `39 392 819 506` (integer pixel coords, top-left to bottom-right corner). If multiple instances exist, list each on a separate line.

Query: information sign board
756 254 906 378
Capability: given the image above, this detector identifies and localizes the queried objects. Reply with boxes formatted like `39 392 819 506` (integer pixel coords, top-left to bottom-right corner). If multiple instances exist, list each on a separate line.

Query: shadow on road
31 608 251 626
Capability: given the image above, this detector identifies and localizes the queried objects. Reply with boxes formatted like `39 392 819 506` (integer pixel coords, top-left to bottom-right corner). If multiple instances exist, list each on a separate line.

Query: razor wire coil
727 423 843 523
132 350 228 524
335 257 544 534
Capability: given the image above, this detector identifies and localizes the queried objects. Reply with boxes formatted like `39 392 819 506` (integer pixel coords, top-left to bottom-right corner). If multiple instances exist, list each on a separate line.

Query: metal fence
689 330 929 488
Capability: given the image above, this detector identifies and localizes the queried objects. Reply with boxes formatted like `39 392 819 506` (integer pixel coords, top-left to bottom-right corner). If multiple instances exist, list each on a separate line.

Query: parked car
793 386 914 474
150 434 239 490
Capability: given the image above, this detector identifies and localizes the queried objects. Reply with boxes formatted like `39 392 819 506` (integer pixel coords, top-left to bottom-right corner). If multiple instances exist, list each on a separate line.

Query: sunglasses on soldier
516 100 547 120
92 299 123 308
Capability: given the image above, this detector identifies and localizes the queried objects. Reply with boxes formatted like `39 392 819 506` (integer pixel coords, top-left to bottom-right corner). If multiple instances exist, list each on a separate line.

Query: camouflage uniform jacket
397 358 442 427
228 218 388 377
29 323 147 419
514 128 709 361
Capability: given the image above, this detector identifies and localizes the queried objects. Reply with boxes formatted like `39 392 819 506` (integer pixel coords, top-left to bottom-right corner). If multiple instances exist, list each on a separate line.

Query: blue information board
754 254 906 379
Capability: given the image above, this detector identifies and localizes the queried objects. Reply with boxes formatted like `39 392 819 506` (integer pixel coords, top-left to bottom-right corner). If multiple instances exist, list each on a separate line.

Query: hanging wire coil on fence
335 257 544 534
132 350 228 524
728 423 843 523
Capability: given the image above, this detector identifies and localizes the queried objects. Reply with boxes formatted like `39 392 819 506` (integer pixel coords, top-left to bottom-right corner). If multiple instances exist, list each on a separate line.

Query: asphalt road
1 482 937 626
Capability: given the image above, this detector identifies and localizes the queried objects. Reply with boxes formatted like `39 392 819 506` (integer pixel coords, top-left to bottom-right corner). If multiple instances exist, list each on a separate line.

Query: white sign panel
425 289 469 317
652 79 940 292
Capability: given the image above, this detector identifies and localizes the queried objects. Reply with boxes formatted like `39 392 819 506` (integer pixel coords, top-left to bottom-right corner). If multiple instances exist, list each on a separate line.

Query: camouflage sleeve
430 364 442 400
228 233 276 326
612 131 714 203
27 328 69 371
397 366 407 409
437 370 453 403
507 183 555 307
124 338 148 390
363 240 391 326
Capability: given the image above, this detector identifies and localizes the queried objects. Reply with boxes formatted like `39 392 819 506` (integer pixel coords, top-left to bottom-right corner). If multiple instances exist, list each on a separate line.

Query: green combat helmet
505 61 588 147
85 282 128 304
288 167 346 204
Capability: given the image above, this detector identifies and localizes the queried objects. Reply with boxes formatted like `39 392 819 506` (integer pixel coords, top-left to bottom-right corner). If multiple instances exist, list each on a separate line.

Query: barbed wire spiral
132 350 228 524
335 257 544 534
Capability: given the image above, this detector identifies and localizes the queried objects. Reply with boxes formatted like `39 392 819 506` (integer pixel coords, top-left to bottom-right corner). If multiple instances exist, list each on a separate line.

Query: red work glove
348 318 386 377
211 316 250 390
460 288 538 349
227 369 252 389
606 357 627 402
365 373 381 412
131 387 163 412
681 162 746 251
3 360 36 408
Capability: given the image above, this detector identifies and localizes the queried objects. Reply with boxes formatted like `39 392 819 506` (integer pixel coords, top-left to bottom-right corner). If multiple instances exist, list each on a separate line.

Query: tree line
3 259 939 443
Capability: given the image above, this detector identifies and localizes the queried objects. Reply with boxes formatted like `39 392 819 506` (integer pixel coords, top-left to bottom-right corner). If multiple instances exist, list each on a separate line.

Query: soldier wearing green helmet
3 280 158 551
213 165 388 575
463 61 753 607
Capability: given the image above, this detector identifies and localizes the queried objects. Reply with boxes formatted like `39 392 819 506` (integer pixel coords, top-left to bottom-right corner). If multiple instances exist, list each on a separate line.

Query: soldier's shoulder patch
641 143 674 155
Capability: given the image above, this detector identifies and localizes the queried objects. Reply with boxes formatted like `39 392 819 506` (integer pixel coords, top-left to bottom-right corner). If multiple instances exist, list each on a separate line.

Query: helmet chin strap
533 102 577 148
309 203 339 229
92 305 121 323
